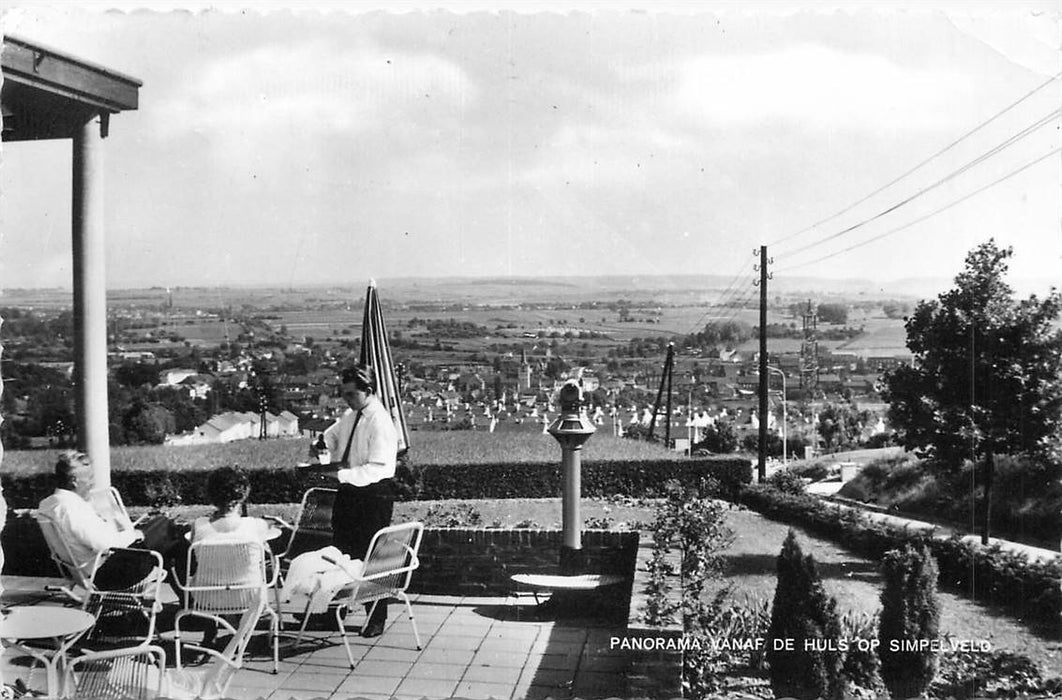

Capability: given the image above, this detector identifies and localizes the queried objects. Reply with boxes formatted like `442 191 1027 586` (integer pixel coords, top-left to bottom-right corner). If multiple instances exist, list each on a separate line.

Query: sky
1 1 1060 294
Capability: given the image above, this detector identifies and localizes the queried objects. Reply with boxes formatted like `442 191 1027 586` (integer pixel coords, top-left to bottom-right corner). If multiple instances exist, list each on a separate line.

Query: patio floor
2 580 646 700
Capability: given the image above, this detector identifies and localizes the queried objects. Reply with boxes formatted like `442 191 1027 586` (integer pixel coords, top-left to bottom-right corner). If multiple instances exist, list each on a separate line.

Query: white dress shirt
37 488 140 572
323 394 398 487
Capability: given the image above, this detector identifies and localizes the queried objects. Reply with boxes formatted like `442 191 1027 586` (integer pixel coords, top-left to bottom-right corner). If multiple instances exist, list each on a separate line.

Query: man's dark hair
206 466 251 512
340 363 376 393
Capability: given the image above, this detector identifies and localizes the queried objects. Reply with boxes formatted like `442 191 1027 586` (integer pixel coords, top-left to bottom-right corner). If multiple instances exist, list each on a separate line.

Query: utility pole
756 246 772 482
648 343 675 446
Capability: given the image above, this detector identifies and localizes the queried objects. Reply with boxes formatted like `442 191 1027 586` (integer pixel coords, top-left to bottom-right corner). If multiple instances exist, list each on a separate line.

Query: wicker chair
172 539 280 675
269 487 337 567
284 521 424 668
34 510 166 644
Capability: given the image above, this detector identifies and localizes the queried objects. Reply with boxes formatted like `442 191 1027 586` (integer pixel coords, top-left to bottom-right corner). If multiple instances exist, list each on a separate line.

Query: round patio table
0 606 95 697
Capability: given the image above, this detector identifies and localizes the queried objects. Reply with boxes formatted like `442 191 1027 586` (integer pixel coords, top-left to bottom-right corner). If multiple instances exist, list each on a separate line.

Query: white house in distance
165 410 300 445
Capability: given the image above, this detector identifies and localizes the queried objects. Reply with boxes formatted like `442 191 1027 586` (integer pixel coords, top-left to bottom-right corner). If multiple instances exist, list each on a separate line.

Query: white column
72 114 112 489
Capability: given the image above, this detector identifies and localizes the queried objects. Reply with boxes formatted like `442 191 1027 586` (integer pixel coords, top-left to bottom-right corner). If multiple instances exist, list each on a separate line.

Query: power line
777 107 1060 261
768 70 1062 249
776 147 1061 273
681 258 757 337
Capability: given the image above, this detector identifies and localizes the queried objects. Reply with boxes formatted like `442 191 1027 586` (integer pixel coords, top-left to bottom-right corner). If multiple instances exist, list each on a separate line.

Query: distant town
0 277 917 459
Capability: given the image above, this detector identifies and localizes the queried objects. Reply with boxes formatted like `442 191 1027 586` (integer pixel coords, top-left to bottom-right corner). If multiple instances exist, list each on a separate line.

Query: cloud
153 38 477 140
668 44 976 132
516 123 690 188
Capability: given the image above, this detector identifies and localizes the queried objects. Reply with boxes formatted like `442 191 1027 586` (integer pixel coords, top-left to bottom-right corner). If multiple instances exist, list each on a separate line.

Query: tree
816 403 865 450
696 420 738 454
122 401 174 444
767 530 844 700
114 362 161 388
878 545 940 699
881 240 1062 543
817 302 848 325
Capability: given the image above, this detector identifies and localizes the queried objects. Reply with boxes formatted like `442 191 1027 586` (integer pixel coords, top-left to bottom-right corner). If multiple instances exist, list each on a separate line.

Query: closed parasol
359 279 410 456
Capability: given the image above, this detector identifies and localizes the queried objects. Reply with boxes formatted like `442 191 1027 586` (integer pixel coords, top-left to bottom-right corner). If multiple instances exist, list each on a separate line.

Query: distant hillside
4 273 1053 310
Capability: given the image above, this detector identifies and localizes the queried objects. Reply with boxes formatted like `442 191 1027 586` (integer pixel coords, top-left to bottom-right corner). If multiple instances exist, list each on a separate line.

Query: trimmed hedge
414 458 751 501
1 457 752 509
737 484 1062 628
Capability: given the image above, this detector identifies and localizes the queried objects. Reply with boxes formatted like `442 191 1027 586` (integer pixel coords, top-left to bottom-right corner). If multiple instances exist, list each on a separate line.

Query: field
3 276 918 357
0 430 683 477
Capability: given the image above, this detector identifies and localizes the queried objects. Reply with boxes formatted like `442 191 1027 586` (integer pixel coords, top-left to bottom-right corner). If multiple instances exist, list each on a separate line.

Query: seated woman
191 466 274 545
184 466 278 651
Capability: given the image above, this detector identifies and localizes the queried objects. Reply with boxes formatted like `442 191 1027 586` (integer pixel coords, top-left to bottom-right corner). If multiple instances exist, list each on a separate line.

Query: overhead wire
776 146 1061 273
776 106 1061 262
683 262 757 336
768 70 1062 250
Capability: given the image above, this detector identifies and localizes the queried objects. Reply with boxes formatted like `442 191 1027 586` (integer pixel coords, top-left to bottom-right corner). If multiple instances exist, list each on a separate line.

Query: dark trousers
332 480 394 625
92 515 189 592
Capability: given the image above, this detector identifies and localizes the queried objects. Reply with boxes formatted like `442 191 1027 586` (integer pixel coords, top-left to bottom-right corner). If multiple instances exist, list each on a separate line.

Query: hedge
736 484 1062 628
1 457 752 509
414 458 751 501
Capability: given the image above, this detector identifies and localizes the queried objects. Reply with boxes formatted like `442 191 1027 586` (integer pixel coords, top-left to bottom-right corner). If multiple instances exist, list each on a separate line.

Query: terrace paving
1 582 645 700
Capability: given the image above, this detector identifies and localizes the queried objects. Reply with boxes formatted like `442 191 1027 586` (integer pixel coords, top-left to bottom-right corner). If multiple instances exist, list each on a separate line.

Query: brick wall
411 527 638 597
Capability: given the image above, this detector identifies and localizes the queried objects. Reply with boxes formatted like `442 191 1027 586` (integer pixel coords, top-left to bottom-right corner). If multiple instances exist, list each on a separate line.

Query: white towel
279 546 364 615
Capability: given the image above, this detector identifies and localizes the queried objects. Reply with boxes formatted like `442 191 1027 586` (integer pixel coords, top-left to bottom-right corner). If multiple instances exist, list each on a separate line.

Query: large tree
881 240 1062 542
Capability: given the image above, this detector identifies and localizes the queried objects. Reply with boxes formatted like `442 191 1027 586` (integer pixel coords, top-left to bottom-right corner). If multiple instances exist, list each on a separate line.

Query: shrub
839 610 881 694
420 503 482 528
789 461 831 482
767 530 844 700
877 545 941 699
694 421 738 454
933 649 1062 699
766 469 808 495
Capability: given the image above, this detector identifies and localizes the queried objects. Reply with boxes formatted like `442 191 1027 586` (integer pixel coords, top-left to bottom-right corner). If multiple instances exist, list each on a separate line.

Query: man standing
319 363 398 638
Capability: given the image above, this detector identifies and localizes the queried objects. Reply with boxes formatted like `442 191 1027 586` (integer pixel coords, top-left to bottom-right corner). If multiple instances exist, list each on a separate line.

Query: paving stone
278 672 346 693
394 676 461 698
417 646 477 665
462 662 526 683
349 658 415 678
453 680 515 699
528 651 581 671
336 673 401 695
471 648 530 668
404 660 468 680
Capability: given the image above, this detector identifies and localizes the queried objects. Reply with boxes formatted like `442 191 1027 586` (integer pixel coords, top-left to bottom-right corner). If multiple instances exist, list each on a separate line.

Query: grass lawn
1 431 682 476
714 508 1061 676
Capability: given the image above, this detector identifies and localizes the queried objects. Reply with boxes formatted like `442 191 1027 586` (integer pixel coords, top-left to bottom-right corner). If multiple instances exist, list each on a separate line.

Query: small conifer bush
878 544 941 699
767 529 844 700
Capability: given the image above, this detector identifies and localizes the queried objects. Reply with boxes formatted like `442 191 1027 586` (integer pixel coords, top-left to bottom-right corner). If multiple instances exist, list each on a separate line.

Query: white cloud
153 39 477 139
517 123 689 188
669 44 975 131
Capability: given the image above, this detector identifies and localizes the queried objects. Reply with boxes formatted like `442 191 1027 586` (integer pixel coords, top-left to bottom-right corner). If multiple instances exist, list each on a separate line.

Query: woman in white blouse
190 466 272 545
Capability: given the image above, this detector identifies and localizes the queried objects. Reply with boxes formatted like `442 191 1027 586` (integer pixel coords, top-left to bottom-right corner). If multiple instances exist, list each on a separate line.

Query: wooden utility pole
757 245 770 483
648 343 675 446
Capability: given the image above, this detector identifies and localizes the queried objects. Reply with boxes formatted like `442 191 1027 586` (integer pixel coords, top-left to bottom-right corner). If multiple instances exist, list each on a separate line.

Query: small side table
0 606 96 697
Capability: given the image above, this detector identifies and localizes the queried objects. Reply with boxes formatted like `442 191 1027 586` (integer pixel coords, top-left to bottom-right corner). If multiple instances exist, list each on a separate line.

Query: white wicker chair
172 539 280 675
284 521 424 668
34 510 166 644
